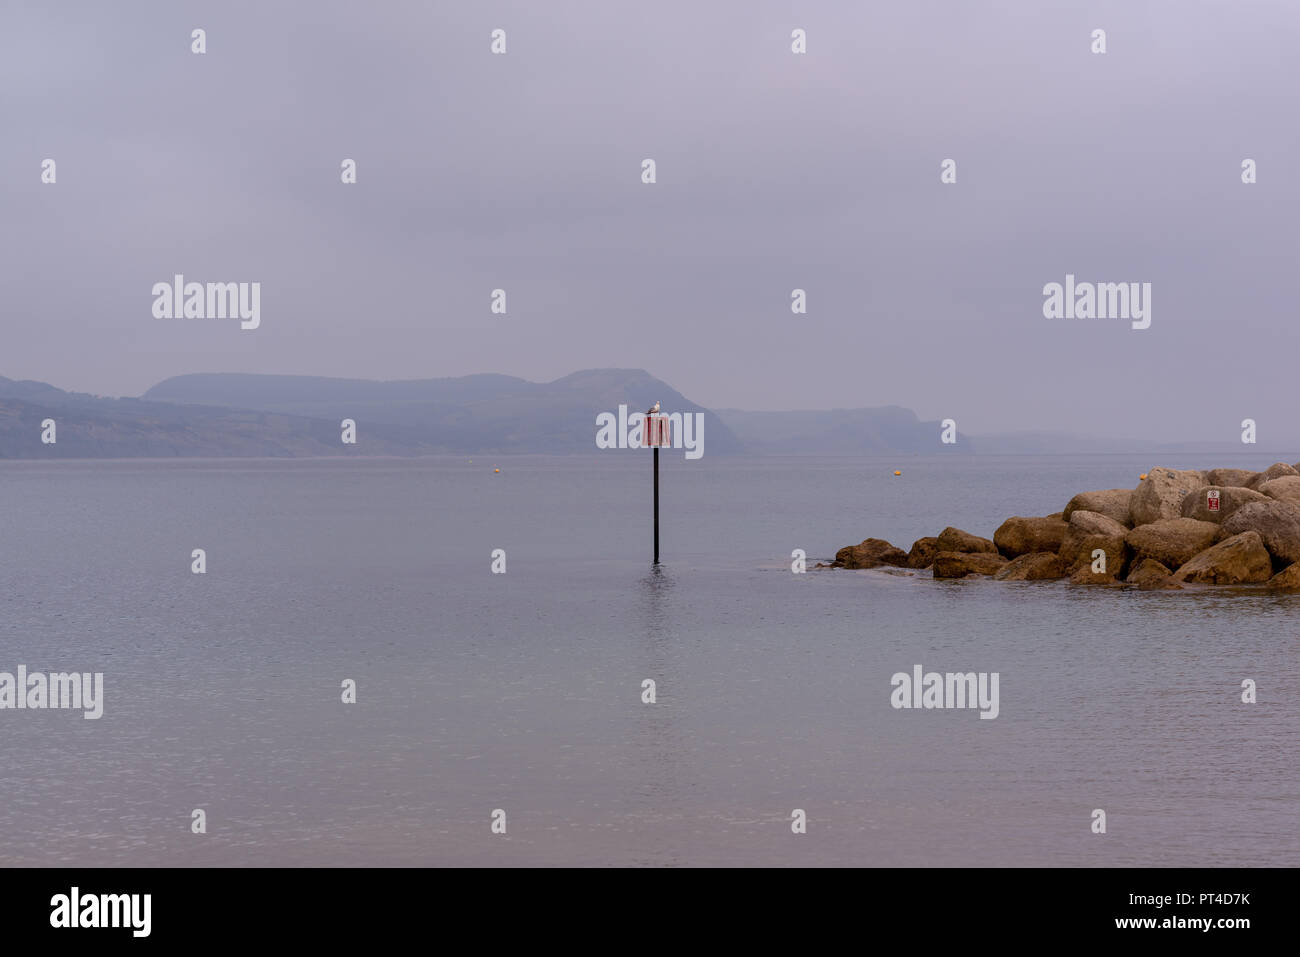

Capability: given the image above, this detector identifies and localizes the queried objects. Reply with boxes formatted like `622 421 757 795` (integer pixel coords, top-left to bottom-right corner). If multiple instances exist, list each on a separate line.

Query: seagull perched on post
645 401 660 415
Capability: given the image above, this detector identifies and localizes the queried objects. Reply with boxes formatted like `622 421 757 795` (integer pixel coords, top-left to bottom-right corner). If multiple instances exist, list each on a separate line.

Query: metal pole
653 444 660 564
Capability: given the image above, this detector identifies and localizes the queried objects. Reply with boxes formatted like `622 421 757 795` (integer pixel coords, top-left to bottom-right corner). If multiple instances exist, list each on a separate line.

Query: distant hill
0 376 434 458
715 406 971 454
9 370 1286 461
1 370 742 458
143 369 743 454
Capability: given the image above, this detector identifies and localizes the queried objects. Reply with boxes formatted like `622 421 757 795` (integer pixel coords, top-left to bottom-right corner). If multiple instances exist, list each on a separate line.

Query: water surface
1 454 1295 866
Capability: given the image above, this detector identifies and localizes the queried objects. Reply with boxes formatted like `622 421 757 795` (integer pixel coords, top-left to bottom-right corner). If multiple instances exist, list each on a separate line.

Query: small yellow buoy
1139 473 1148 480
494 468 500 473
894 470 902 476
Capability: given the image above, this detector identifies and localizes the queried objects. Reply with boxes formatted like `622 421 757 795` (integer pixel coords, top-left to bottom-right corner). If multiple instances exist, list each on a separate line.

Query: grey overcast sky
2 1 1297 441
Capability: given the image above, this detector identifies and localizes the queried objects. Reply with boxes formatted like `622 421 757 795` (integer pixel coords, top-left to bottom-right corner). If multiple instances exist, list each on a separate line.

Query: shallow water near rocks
0 453 1295 866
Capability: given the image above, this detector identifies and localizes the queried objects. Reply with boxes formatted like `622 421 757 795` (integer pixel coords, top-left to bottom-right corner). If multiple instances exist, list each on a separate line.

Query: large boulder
1126 558 1173 585
993 516 1069 558
1266 562 1300 591
1171 531 1273 585
1221 501 1300 565
932 551 1008 578
1058 510 1129 575
906 537 940 569
834 538 908 569
1259 476 1300 506
1179 485 1269 524
935 526 997 554
1245 463 1300 490
1129 467 1207 526
1061 489 1133 527
1207 468 1258 488
1125 518 1223 569
993 552 1067 581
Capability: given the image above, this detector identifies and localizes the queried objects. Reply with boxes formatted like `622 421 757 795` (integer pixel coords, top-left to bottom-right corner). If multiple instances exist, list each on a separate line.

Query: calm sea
1 454 1296 866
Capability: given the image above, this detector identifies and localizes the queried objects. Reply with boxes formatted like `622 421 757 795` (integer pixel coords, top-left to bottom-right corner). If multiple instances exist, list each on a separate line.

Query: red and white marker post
644 415 672 564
